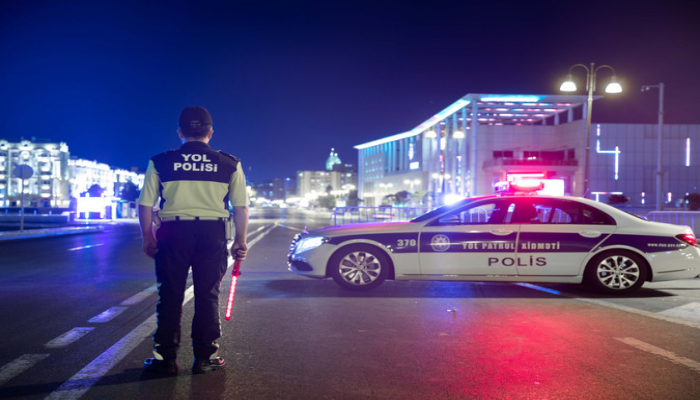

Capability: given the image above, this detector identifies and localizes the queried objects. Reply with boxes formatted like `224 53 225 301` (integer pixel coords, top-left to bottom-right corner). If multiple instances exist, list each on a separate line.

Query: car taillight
675 233 698 247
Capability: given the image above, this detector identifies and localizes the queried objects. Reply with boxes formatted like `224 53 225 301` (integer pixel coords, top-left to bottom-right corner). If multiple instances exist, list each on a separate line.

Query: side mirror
438 214 460 225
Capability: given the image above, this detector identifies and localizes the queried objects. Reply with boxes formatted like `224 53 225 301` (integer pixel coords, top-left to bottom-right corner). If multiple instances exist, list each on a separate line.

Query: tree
346 190 361 207
395 190 410 205
86 184 105 198
684 193 700 211
120 181 140 202
382 194 396 206
317 195 336 210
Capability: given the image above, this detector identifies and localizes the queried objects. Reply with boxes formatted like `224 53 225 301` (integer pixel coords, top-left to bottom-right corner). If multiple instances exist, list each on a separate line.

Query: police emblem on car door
419 199 518 276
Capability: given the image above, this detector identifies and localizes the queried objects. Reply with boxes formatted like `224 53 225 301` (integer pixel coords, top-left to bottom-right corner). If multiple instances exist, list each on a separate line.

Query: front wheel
584 250 648 295
328 244 390 291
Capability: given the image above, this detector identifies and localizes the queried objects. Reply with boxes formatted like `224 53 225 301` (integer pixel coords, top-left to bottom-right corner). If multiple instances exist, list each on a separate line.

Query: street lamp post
560 63 622 197
641 83 664 211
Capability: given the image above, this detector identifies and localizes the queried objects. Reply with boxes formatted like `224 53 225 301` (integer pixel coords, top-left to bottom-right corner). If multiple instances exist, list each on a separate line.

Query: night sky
1 0 699 183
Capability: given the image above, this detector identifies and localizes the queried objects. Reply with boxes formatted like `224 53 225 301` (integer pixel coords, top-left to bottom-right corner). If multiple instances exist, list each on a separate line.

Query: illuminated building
355 93 700 207
297 149 358 206
0 139 71 208
0 138 144 212
255 177 296 201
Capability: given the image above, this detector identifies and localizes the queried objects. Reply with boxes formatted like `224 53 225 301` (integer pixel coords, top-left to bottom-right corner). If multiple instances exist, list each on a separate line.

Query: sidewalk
0 225 105 241
0 222 112 242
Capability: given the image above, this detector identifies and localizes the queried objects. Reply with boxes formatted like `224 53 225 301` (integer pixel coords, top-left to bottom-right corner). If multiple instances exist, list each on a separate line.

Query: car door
513 198 616 276
418 198 519 276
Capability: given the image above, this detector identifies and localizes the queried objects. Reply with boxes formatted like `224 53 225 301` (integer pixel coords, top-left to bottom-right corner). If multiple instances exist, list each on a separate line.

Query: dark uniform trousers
153 219 228 360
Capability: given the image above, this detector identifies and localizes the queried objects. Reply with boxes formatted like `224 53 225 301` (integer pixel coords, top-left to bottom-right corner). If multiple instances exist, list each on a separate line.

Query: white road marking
658 302 700 324
67 244 104 251
515 283 700 330
120 285 157 306
45 287 195 400
279 223 304 232
87 307 127 323
0 354 49 386
45 315 158 400
615 337 700 374
227 221 279 266
45 328 95 349
44 224 275 399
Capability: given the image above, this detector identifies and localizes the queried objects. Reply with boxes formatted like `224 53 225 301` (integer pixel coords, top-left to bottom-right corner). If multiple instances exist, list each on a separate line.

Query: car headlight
295 236 328 254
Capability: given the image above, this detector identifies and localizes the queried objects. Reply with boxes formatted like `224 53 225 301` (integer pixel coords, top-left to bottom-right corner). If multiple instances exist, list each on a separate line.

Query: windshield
410 199 473 222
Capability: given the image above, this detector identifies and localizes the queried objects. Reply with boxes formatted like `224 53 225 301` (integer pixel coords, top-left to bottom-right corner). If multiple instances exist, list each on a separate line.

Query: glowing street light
560 63 623 197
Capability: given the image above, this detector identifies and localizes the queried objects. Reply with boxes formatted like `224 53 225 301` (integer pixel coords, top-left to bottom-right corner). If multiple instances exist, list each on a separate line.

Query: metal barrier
332 206 432 225
644 211 700 235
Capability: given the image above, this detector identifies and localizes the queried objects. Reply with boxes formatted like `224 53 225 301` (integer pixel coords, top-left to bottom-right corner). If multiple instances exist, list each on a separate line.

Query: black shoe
143 358 178 375
192 357 226 374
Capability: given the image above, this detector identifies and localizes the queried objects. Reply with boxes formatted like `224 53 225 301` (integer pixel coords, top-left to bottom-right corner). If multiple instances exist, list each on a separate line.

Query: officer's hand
143 236 158 259
232 241 248 261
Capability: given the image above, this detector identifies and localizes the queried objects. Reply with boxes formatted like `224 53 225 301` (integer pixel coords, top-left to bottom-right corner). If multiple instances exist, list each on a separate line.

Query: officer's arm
138 205 158 258
137 160 160 259
232 205 249 259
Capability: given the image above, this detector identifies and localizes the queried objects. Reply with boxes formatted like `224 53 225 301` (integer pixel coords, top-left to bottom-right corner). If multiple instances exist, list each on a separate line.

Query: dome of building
326 148 342 171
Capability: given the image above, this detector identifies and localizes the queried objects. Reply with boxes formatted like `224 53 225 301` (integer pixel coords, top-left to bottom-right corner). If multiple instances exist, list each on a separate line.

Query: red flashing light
675 233 698 247
495 180 544 195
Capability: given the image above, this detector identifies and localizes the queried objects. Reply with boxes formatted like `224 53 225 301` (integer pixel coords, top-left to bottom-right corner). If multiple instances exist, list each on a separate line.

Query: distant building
297 149 358 206
0 138 144 209
0 139 71 208
255 176 296 201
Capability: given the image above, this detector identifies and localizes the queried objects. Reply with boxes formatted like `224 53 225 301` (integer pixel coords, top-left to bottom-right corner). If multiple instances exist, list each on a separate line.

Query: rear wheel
329 244 389 291
584 250 647 295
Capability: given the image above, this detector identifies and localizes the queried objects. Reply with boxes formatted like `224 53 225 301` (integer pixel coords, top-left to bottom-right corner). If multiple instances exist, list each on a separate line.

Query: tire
328 244 390 291
584 250 648 295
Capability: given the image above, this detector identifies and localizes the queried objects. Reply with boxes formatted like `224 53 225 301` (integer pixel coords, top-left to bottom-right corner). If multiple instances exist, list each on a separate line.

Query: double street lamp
560 63 622 197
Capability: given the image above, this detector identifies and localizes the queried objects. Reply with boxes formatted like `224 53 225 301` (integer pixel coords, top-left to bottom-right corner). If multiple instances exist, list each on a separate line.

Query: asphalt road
1 208 699 400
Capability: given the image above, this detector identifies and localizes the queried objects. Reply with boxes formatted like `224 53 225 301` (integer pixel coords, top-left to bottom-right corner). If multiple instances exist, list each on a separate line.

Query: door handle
579 230 601 238
490 229 514 236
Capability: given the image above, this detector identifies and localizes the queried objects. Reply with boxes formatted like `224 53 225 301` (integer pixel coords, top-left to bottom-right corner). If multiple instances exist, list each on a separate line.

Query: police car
288 181 700 295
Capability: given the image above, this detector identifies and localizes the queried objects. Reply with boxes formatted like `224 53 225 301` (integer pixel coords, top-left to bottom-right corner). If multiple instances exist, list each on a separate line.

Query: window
429 199 516 225
511 199 615 225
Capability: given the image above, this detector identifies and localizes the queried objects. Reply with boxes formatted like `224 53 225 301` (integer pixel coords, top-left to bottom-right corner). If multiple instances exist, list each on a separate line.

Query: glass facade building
355 93 699 208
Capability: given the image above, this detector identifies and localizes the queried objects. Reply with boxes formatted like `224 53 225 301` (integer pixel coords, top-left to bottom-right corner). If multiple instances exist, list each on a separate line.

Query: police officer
138 106 249 375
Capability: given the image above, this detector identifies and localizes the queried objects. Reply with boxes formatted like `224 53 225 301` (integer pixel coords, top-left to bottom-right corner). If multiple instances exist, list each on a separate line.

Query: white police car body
288 183 700 294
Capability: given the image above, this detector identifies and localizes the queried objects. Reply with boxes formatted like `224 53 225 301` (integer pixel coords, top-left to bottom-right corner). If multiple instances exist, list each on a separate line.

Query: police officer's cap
179 106 213 133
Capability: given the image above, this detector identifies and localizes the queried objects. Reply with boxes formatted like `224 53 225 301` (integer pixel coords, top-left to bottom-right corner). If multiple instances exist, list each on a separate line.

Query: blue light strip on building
479 95 543 102
596 124 620 180
355 99 470 149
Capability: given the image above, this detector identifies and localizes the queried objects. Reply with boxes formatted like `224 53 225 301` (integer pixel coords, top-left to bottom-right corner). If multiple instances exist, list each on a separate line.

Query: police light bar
494 180 544 195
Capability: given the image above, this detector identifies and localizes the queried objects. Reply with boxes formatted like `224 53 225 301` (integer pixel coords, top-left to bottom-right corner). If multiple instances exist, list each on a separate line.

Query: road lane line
45 315 158 400
615 337 700 374
515 283 700 330
44 224 275 399
0 354 50 386
227 221 279 267
87 307 128 323
279 223 304 232
67 244 104 251
120 285 158 306
45 328 95 349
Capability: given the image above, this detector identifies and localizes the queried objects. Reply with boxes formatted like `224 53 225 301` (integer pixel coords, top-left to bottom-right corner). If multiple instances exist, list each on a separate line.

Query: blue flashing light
480 95 543 103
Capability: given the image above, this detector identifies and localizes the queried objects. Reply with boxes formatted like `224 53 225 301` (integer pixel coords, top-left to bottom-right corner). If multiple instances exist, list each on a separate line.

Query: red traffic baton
224 258 242 321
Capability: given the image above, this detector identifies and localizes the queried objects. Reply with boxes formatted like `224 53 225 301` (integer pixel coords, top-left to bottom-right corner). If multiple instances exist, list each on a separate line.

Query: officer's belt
160 216 226 222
